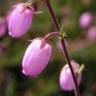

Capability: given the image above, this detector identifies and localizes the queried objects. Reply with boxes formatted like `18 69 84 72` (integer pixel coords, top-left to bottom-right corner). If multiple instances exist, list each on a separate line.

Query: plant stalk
45 0 80 96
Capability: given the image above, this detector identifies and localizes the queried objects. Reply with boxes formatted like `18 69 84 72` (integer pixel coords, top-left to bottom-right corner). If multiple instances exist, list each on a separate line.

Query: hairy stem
45 0 80 96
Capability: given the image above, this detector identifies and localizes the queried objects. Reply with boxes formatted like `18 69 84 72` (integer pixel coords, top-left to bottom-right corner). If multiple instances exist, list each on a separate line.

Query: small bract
8 3 34 38
22 38 52 77
59 60 82 91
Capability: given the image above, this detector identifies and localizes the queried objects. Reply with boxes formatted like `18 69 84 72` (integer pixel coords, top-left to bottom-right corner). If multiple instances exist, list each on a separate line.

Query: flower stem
44 0 60 31
44 0 80 96
40 32 61 48
44 32 61 41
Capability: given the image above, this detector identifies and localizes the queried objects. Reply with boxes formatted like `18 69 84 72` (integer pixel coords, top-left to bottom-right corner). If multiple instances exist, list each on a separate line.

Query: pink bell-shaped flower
87 26 96 41
8 3 34 38
59 60 82 91
0 17 6 37
22 38 52 77
79 12 92 29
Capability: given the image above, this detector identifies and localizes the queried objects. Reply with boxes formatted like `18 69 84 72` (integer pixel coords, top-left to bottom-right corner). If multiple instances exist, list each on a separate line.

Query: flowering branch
44 0 80 96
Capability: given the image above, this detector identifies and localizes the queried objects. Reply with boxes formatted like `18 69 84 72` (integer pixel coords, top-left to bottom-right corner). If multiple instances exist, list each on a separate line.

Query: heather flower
22 38 52 77
59 60 82 91
87 26 96 41
79 12 92 28
0 17 6 37
8 3 34 38
6 4 18 24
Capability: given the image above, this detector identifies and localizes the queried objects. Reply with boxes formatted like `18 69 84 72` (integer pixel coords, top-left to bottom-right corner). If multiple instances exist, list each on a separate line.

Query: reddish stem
44 32 61 41
40 32 61 48
45 0 80 96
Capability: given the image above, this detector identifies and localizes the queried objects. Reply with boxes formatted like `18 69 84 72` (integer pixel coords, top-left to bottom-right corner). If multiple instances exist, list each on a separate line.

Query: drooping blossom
22 38 52 77
59 60 82 91
79 12 92 29
8 3 34 38
87 26 96 41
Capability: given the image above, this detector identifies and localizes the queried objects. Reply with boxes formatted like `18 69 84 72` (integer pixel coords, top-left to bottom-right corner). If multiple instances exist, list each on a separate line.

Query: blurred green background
0 0 96 96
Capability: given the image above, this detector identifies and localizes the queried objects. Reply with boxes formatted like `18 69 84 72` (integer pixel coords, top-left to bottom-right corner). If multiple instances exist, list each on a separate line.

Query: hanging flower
79 12 92 29
22 38 52 77
8 3 34 38
59 60 82 91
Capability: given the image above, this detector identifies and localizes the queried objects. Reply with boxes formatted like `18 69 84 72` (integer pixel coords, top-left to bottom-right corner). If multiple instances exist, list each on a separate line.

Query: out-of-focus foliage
0 0 96 96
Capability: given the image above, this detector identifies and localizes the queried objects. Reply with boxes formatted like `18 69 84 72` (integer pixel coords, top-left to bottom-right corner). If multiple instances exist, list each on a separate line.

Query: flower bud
8 3 34 38
79 12 92 29
59 60 82 91
0 17 6 37
22 38 52 77
87 26 96 41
